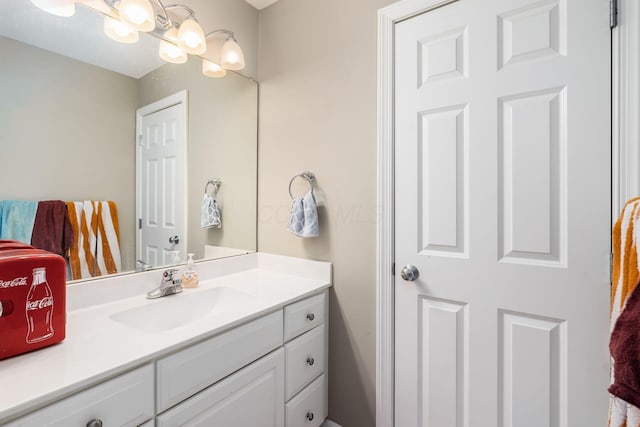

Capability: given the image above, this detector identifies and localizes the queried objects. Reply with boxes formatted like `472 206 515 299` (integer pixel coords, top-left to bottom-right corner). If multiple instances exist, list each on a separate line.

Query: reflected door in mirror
138 99 186 268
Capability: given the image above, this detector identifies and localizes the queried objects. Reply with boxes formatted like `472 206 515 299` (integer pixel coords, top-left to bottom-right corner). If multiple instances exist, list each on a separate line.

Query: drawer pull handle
306 411 315 421
86 420 103 427
306 313 315 321
307 357 315 366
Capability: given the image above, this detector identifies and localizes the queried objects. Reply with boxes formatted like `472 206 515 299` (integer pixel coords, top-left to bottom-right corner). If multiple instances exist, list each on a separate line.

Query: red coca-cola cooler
0 242 66 360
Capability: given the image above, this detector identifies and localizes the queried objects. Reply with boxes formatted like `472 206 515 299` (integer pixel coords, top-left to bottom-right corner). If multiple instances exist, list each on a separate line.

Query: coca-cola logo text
0 277 27 289
26 297 53 310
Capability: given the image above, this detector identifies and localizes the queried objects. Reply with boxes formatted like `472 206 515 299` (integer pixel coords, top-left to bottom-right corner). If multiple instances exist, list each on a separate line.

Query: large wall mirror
0 1 258 282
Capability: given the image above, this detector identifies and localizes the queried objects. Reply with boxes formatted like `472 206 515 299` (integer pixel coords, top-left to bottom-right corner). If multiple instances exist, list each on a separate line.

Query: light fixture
159 28 187 64
30 0 76 17
220 36 245 71
36 0 246 78
104 16 139 44
202 60 227 78
118 0 155 32
178 18 206 55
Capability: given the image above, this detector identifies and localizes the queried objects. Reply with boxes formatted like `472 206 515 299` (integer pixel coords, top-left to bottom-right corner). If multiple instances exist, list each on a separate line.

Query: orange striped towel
95 201 121 277
66 201 121 280
610 197 640 426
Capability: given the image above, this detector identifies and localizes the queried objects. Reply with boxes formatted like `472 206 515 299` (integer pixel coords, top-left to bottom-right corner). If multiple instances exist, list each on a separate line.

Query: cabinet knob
86 420 103 427
306 313 315 321
306 411 315 421
306 357 315 366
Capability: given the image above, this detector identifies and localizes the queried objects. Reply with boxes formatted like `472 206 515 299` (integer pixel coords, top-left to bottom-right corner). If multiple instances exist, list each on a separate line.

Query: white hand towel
201 193 221 229
287 191 319 237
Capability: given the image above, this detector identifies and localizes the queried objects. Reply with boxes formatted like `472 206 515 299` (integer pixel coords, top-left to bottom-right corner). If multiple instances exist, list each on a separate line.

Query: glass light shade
119 0 155 32
159 29 187 64
202 59 227 78
220 38 245 71
104 16 139 44
30 0 75 17
178 18 206 55
82 0 111 14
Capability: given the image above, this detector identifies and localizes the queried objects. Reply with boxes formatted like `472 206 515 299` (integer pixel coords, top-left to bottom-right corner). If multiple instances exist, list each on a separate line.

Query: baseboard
322 420 342 427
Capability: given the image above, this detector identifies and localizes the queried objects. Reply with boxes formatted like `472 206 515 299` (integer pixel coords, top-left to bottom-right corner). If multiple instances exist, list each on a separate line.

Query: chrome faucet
146 268 183 299
136 259 153 272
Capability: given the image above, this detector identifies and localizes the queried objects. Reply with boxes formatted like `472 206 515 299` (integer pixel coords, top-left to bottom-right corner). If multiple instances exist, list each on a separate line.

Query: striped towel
610 197 640 426
95 201 121 277
66 201 121 280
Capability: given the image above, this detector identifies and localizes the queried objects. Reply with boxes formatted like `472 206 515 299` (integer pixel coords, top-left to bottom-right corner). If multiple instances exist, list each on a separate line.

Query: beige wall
0 36 138 271
138 59 258 260
257 0 395 425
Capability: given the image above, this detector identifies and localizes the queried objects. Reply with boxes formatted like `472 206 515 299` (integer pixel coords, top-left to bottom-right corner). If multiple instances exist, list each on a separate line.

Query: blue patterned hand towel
287 191 319 238
201 193 221 229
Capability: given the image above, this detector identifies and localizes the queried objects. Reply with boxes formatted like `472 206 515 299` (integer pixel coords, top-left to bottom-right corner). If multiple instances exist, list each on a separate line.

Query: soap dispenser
182 253 199 288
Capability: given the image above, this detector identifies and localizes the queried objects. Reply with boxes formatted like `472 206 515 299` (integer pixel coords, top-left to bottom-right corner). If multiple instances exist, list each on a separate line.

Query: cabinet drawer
286 374 327 427
285 324 326 400
284 293 326 342
7 365 154 427
156 310 283 412
157 349 285 427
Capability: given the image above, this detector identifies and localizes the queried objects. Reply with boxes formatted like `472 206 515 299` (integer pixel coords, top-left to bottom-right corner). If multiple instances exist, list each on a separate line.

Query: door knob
400 265 420 281
169 235 180 245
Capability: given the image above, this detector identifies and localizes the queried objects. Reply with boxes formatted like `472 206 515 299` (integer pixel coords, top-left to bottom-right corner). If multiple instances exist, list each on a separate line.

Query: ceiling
244 0 280 10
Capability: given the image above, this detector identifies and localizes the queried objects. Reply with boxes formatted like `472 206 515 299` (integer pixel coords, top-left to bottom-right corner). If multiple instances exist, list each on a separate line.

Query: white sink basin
110 287 253 333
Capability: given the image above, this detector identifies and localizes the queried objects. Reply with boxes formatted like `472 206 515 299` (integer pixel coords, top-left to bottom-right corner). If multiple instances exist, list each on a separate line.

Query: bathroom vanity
0 253 331 427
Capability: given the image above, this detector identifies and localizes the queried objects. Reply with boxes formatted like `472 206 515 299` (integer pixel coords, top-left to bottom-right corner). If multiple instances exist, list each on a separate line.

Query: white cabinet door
156 349 285 427
156 310 283 413
394 0 610 426
7 365 154 427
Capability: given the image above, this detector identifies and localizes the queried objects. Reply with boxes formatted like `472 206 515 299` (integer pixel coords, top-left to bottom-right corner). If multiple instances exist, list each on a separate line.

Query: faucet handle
162 268 180 283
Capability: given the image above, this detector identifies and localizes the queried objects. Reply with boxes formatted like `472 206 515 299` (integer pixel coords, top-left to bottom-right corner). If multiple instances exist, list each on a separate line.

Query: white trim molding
613 0 640 220
376 1 457 426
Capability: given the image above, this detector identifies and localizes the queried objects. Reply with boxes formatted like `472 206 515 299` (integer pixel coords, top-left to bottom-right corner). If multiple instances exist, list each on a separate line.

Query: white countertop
0 253 331 423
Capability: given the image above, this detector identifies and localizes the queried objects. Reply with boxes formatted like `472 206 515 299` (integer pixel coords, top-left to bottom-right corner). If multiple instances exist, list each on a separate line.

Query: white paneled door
394 0 610 426
137 93 186 269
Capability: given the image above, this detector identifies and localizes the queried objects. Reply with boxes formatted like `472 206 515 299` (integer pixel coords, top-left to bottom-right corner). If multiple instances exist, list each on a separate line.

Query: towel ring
289 171 315 200
205 179 222 197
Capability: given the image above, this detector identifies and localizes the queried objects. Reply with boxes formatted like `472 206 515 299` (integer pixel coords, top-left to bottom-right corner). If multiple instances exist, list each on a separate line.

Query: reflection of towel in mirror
66 201 96 280
0 200 38 244
95 201 121 277
201 193 221 229
31 200 74 256
287 191 319 238
66 201 121 280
